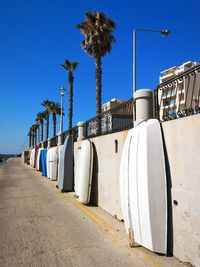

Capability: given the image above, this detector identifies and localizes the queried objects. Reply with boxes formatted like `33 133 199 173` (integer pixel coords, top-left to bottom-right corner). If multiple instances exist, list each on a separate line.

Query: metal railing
28 98 134 148
63 126 78 142
155 64 200 121
85 98 134 138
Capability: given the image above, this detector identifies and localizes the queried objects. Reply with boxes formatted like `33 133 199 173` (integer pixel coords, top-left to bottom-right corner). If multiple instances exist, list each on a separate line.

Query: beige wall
162 115 200 267
74 115 200 267
74 130 128 220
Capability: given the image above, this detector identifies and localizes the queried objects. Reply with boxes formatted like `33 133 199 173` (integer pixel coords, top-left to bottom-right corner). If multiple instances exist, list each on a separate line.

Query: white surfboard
36 148 42 171
46 148 50 178
75 140 93 204
74 145 82 194
29 149 33 166
30 148 36 167
47 147 58 180
120 119 167 254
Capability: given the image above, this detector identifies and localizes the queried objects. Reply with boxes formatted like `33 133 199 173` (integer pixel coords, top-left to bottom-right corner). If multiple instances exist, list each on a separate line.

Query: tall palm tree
61 59 78 131
35 115 41 144
41 100 53 140
77 11 116 133
35 111 46 143
31 124 38 146
50 102 61 136
40 111 46 142
28 128 32 147
30 125 34 147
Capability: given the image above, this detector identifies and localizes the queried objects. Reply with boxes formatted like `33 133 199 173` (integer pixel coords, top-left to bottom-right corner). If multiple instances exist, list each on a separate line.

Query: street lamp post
133 28 170 94
59 86 66 133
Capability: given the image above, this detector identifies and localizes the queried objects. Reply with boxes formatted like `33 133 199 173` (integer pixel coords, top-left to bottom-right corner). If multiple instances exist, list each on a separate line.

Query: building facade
158 61 200 120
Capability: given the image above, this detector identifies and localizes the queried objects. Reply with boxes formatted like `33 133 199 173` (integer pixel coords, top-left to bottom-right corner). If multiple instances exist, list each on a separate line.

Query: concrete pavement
0 158 188 267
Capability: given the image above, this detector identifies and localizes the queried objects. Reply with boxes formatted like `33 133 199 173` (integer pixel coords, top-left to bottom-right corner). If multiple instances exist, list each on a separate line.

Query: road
0 158 187 267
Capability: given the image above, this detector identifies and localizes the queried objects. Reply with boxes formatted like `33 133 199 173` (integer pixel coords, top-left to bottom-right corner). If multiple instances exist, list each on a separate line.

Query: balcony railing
155 64 200 121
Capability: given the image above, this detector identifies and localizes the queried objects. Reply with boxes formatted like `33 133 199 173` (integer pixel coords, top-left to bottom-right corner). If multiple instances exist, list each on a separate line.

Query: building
101 98 125 112
158 61 200 120
87 98 133 136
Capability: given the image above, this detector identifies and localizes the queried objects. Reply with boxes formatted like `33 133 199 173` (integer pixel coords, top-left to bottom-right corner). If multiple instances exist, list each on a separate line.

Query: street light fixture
133 28 170 93
59 86 66 133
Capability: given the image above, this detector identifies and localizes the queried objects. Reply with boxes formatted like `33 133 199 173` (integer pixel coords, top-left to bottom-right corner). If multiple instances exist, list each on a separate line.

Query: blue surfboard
57 135 74 192
41 149 47 177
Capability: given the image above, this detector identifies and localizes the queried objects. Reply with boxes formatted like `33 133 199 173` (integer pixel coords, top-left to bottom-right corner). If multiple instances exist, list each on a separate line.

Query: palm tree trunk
31 132 34 147
28 134 31 148
35 129 37 146
68 79 73 132
46 116 49 140
95 55 102 134
38 124 40 144
53 112 56 137
41 120 44 142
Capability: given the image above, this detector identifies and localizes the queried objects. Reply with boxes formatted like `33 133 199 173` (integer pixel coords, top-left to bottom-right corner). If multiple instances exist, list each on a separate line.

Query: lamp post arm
134 28 162 33
134 28 170 35
133 27 170 94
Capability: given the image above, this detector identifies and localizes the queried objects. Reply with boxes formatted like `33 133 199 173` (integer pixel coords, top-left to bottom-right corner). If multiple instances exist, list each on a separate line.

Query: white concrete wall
74 130 128 220
74 115 200 267
162 114 200 267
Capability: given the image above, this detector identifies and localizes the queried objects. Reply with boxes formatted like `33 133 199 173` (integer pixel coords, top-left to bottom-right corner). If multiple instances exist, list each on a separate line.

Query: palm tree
35 114 41 144
40 111 46 142
50 102 61 136
61 59 78 131
28 128 32 147
77 11 116 133
35 111 46 143
30 125 34 147
41 100 53 140
31 124 38 146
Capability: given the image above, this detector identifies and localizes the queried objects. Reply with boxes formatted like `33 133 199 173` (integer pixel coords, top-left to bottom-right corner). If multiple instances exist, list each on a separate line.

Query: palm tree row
28 10 116 146
28 101 61 147
61 11 115 134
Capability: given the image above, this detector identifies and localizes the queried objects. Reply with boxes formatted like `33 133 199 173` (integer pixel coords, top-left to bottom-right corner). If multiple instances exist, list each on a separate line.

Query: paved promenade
0 158 187 267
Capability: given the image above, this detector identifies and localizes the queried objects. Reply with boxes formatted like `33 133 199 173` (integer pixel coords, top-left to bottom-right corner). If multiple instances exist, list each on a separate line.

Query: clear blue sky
1 0 200 154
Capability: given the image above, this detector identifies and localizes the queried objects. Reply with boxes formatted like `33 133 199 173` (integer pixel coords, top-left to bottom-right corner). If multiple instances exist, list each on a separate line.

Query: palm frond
77 11 116 57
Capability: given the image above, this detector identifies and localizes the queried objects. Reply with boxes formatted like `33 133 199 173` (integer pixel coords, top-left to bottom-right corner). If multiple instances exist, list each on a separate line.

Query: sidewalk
0 158 189 267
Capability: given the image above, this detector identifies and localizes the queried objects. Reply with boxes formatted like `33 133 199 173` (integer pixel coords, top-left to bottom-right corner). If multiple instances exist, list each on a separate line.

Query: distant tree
41 100 53 140
29 125 34 147
40 111 46 142
49 102 61 137
77 11 116 133
61 59 78 132
31 124 38 146
36 111 46 143
35 114 41 144
28 128 32 147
